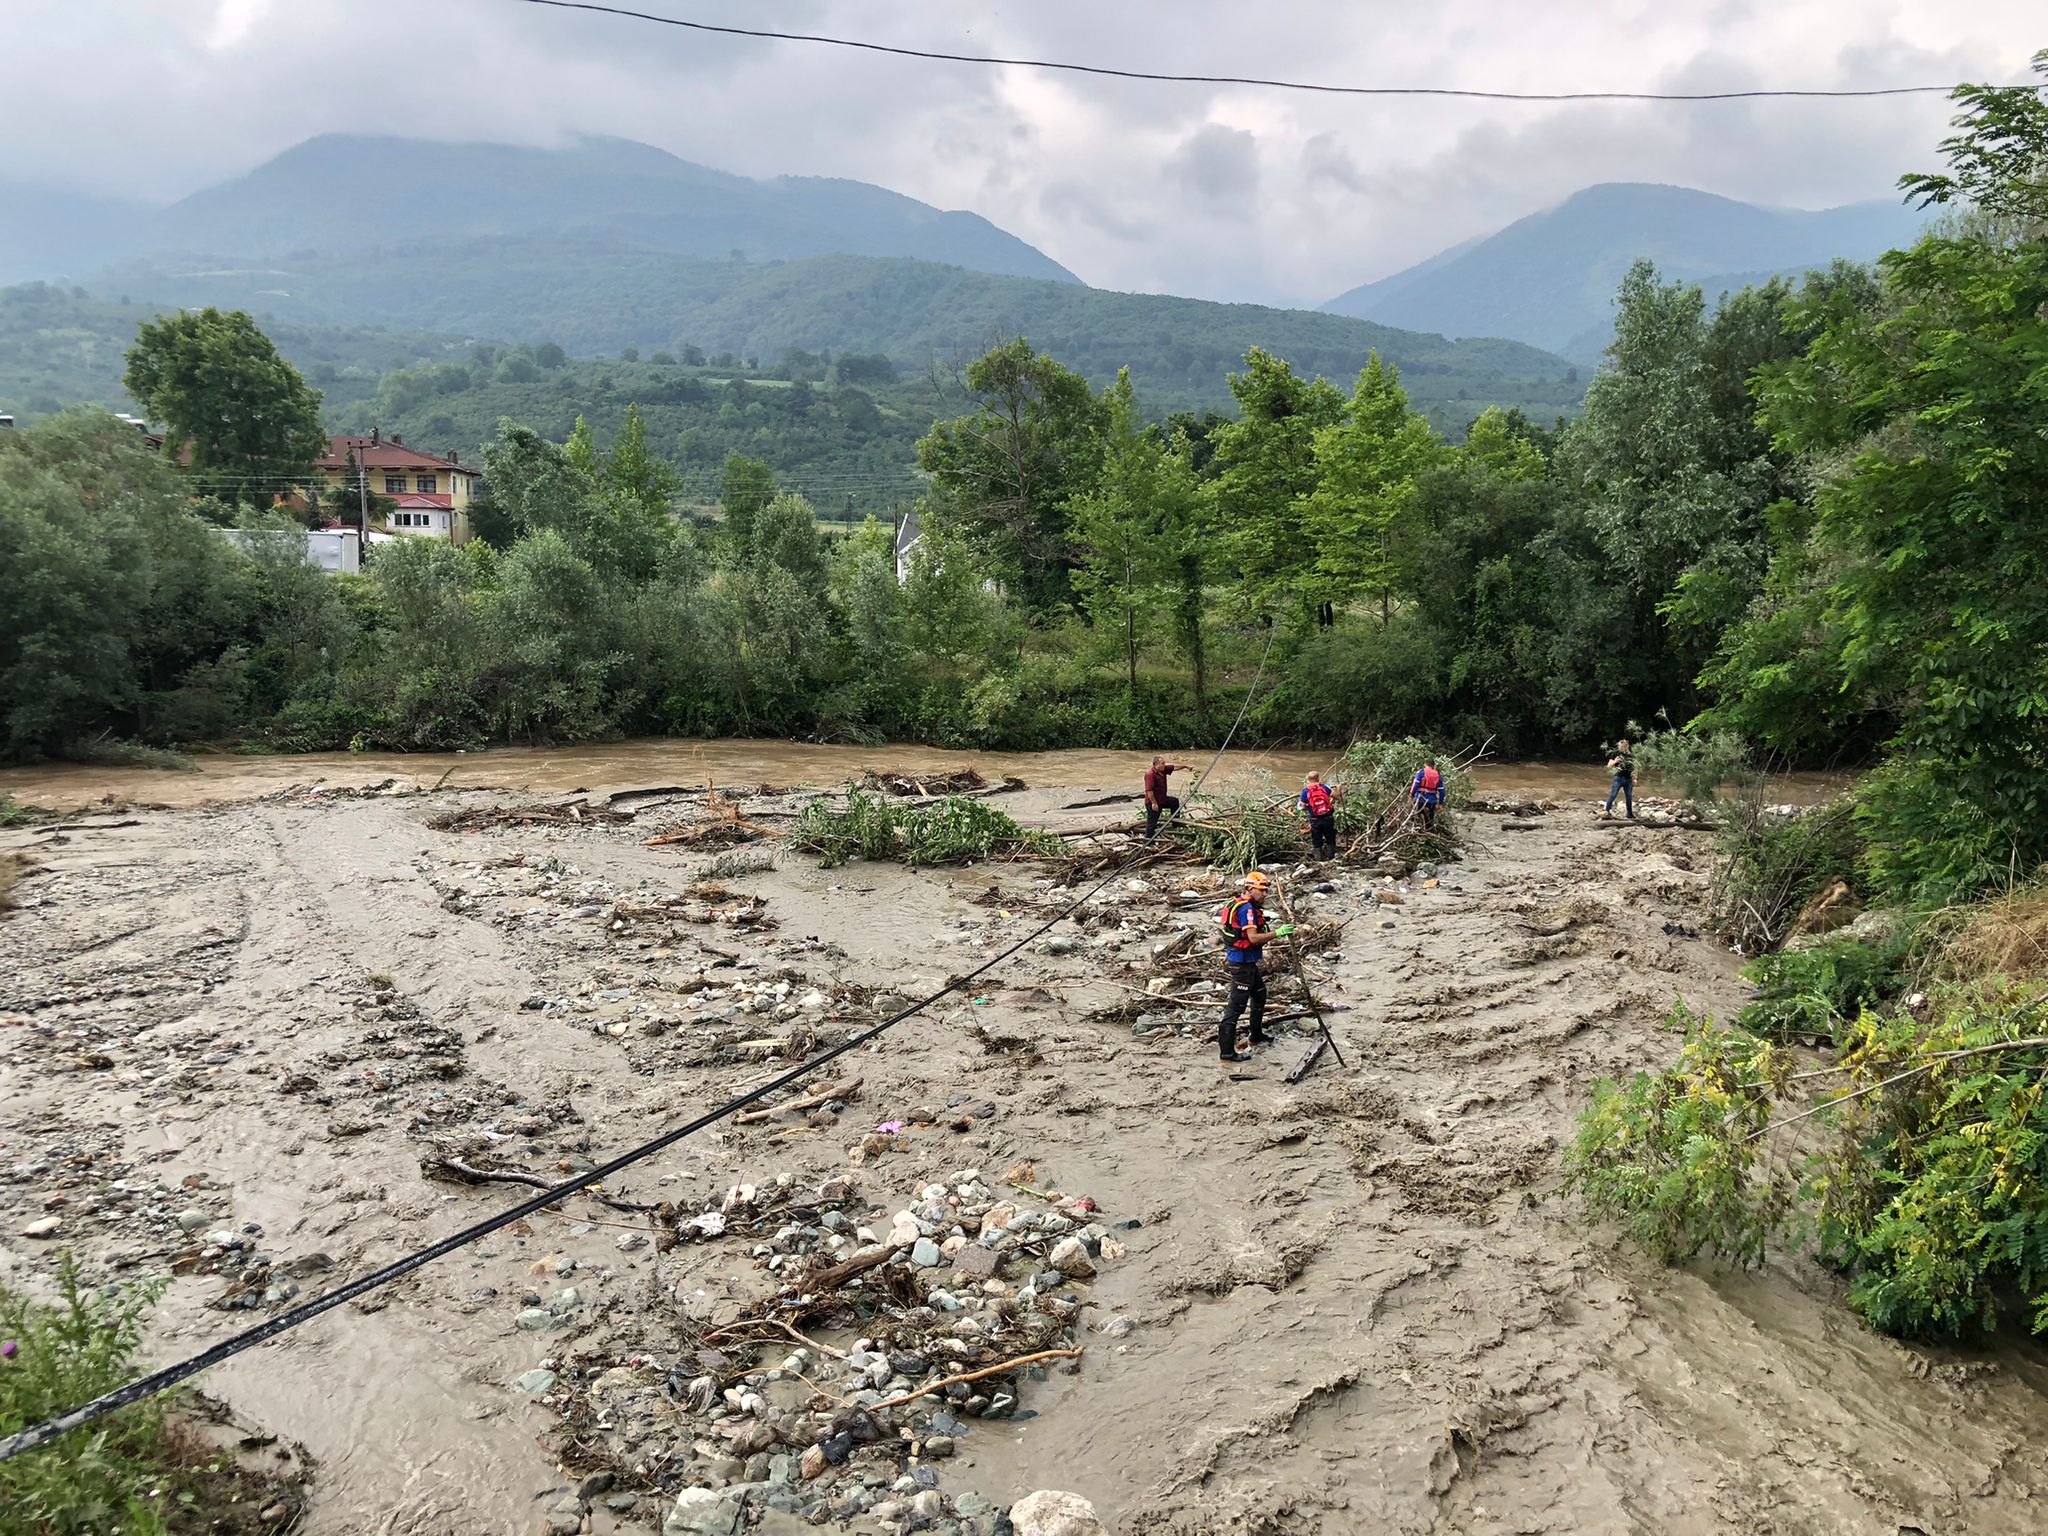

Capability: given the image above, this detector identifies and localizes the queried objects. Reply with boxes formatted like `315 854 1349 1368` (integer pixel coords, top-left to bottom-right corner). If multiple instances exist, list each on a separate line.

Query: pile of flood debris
856 768 1025 799
513 1164 1121 1534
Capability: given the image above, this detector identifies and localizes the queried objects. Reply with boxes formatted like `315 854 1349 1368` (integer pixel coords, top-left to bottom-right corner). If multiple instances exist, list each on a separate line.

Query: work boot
1249 1029 1272 1046
1220 1050 1250 1063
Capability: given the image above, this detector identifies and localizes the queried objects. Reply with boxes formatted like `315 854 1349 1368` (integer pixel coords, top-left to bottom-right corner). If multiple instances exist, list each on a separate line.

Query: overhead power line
511 0 2037 102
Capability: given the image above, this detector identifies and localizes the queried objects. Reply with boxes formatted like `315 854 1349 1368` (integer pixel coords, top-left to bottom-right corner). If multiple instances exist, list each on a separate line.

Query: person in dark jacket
1604 738 1635 819
1143 755 1188 838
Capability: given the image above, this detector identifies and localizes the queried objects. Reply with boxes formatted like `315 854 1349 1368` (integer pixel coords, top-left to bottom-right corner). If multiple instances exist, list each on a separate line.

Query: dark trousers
1308 812 1337 860
1605 776 1634 816
1145 795 1180 837
1219 962 1267 1054
1414 797 1440 831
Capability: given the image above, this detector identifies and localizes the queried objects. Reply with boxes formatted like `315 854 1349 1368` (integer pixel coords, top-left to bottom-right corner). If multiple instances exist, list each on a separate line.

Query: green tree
1068 370 1191 695
1300 352 1445 623
564 414 599 478
1209 348 1344 619
719 453 776 556
1711 59 2048 898
916 337 1105 612
122 307 327 505
608 403 677 519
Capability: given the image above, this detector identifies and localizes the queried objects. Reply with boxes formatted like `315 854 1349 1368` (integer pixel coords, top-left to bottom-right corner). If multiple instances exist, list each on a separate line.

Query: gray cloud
5 0 2041 307
1167 125 1262 203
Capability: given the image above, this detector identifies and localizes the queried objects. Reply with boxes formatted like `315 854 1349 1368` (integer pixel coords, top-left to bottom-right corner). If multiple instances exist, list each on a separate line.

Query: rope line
511 0 2038 102
0 631 1277 1464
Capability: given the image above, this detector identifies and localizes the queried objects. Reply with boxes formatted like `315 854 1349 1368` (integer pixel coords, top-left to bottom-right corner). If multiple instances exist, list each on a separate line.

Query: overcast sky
11 1 2041 305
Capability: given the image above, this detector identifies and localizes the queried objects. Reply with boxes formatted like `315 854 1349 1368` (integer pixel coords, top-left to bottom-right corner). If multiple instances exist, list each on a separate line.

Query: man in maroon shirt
1143 756 1188 838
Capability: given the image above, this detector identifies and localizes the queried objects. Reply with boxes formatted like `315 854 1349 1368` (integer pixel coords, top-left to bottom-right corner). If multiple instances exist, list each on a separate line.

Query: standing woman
1603 738 1636 819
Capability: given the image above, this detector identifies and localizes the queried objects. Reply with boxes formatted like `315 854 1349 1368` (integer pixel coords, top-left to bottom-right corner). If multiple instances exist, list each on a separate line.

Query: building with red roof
315 429 480 544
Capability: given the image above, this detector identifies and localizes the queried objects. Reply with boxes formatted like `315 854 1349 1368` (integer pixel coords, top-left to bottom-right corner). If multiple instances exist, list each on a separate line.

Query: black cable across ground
0 633 1277 1463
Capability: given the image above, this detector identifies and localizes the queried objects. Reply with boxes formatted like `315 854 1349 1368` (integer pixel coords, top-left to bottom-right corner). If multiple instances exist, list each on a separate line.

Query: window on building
383 475 406 494
415 475 437 494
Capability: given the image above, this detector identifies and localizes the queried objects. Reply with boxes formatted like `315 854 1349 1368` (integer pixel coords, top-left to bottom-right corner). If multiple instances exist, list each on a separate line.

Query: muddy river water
10 743 2034 1536
0 737 1854 811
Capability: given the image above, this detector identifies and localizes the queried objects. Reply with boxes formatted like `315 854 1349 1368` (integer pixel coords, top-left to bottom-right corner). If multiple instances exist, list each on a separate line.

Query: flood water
0 738 1854 812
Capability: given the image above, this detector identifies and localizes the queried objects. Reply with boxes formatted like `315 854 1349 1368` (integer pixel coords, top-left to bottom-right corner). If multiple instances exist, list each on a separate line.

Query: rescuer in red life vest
1298 771 1340 860
1410 758 1444 832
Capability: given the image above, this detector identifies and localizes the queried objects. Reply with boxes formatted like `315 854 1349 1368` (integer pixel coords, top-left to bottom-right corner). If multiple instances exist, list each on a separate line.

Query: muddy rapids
4 757 2046 1535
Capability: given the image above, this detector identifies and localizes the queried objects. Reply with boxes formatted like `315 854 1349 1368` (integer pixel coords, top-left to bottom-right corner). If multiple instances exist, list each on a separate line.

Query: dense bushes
1 1263 172 1533
1738 930 1914 1044
1569 983 2048 1341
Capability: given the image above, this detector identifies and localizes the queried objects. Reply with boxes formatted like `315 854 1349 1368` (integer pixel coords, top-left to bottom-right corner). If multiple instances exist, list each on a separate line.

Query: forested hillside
0 282 474 420
84 245 1581 428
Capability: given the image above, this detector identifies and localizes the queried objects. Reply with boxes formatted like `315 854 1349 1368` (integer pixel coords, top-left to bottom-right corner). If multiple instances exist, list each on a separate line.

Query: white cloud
5 0 2041 305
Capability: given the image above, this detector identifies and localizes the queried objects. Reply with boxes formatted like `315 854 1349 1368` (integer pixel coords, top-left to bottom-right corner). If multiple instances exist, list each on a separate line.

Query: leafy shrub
1338 736 1471 825
1739 929 1915 1044
0 795 48 827
1854 756 2023 907
1712 796 1861 953
1815 986 2048 1339
1569 983 2048 1341
1563 1004 1796 1265
1179 770 1303 873
788 789 1061 868
1632 725 1752 809
0 1261 173 1535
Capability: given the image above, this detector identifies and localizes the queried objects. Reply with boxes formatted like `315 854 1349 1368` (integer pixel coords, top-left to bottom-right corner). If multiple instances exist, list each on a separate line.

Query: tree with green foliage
608 403 677 519
564 414 599 478
122 307 327 505
916 337 1105 612
1300 352 1445 623
1068 370 1194 694
1208 348 1344 620
1751 246 2047 896
719 453 776 556
481 420 670 581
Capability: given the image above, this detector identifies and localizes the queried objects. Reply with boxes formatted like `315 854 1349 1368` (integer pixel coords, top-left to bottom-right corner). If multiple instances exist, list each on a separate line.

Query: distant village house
314 429 480 544
893 508 922 584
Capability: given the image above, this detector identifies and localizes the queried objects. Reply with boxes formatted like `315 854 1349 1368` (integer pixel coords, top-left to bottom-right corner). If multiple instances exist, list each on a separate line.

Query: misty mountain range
1 133 1930 410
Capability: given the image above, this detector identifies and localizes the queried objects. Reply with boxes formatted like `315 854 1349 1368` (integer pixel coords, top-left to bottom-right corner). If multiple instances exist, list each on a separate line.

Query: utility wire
511 0 2036 102
0 631 1277 1464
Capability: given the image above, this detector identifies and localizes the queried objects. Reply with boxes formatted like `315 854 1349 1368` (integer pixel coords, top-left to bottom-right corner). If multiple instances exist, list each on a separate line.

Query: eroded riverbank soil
4 779 2045 1535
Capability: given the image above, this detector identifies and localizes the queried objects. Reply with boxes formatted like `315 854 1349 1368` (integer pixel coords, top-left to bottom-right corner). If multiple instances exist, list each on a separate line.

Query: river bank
4 770 2039 1536
0 738 1857 814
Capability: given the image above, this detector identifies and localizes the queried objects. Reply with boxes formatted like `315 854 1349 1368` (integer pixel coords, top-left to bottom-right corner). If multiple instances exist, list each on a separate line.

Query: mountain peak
1323 182 1924 362
132 134 1081 285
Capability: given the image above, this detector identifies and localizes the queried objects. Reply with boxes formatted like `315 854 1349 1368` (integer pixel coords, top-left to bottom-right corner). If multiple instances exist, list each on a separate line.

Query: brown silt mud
2 761 2041 1534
